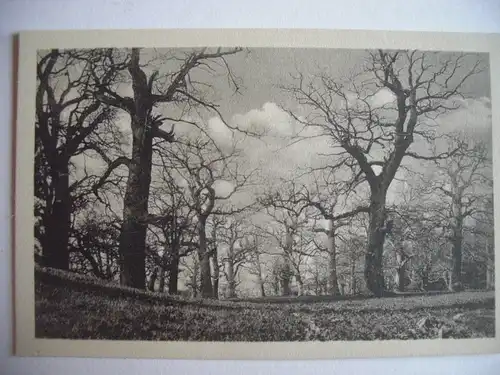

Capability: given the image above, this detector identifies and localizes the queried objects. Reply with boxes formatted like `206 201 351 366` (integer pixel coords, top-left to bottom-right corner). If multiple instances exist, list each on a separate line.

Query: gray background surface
1 0 500 373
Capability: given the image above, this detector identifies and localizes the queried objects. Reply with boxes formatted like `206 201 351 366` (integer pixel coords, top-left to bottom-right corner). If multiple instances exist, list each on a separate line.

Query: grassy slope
35 267 495 341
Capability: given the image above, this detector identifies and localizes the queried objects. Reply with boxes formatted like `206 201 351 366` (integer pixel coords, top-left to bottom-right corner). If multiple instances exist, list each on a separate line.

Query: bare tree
388 177 460 291
35 49 123 270
382 214 414 292
68 210 120 280
206 216 225 299
165 130 254 298
91 47 243 289
258 181 317 296
214 217 254 298
294 169 368 295
283 50 484 295
181 253 200 298
464 194 494 290
334 224 367 295
423 134 492 290
246 233 268 297
148 154 199 294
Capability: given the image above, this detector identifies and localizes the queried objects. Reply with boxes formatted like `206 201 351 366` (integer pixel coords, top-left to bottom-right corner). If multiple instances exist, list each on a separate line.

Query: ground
34 266 495 341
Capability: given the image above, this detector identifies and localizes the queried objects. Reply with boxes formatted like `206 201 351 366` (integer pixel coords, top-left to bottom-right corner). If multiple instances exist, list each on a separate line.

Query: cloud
213 180 235 198
207 116 234 146
438 96 492 138
369 88 396 108
233 102 295 137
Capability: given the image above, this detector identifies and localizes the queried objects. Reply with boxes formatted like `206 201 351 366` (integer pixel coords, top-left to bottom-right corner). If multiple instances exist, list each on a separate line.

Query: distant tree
181 253 200 298
337 231 367 295
215 217 254 298
296 169 368 295
423 134 492 290
246 233 268 298
165 130 254 298
258 181 317 296
147 160 198 294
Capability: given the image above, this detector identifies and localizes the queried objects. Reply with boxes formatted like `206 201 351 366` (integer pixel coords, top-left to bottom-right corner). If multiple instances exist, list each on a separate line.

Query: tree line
35 47 493 299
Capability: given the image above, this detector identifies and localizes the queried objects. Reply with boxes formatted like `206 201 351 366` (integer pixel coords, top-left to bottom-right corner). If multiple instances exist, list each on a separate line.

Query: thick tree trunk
211 248 219 299
197 217 213 298
118 49 157 290
327 223 340 295
118 121 153 289
364 192 388 296
43 162 70 270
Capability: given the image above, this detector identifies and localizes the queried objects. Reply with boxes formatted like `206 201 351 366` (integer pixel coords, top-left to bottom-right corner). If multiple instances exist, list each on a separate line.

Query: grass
34 266 495 341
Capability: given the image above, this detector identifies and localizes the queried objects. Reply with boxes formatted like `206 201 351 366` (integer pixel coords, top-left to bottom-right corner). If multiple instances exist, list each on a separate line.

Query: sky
58 47 492 296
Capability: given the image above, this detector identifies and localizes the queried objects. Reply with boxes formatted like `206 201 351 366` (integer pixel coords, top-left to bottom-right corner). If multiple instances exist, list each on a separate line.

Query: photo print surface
13 29 500 359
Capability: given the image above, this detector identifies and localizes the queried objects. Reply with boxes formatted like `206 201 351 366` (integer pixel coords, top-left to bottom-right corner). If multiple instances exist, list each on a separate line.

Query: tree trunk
118 121 153 289
394 251 407 292
421 265 431 290
327 223 340 295
118 49 158 290
167 249 180 295
397 265 406 292
350 259 357 295
211 248 219 299
147 267 158 291
295 272 304 296
43 162 70 270
281 257 292 296
253 253 266 297
281 231 294 296
197 217 213 298
158 265 166 293
272 275 280 295
364 192 387 296
450 205 464 291
314 270 320 295
227 258 236 298
191 255 199 298
486 264 494 290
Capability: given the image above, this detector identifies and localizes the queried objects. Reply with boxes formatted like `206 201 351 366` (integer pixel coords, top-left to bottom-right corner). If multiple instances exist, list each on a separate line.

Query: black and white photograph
13 29 500 359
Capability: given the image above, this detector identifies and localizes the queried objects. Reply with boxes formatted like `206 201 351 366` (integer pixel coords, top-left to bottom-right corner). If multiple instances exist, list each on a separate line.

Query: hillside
35 267 495 341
